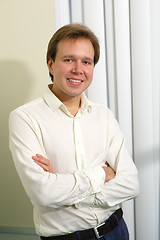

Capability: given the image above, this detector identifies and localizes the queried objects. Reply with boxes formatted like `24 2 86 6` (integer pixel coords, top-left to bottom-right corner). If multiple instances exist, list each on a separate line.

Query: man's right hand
32 154 54 173
102 166 116 183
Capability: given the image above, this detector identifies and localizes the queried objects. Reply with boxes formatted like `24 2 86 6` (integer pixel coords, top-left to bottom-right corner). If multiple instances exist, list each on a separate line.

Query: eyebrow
62 55 94 62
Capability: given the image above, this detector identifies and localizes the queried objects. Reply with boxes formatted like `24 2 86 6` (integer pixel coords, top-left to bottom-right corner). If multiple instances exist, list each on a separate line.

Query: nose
72 61 83 74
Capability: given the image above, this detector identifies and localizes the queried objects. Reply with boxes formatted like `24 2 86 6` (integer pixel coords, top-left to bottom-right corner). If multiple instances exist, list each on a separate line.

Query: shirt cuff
85 166 105 193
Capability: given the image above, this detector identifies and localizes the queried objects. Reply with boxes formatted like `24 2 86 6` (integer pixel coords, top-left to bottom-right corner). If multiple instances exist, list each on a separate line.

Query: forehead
56 38 94 57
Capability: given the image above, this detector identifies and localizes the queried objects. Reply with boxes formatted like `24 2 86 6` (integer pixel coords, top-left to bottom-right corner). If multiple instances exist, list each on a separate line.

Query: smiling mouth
67 78 83 83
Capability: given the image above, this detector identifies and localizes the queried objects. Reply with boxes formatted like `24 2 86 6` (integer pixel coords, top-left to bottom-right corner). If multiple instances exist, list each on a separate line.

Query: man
9 24 139 240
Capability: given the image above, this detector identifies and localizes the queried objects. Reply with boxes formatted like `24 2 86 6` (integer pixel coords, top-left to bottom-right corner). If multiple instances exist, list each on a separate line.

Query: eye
64 59 73 63
83 60 89 65
83 60 93 65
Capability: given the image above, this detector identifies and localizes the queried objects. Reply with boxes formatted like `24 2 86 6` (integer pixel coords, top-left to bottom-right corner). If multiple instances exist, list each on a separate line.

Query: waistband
40 208 123 240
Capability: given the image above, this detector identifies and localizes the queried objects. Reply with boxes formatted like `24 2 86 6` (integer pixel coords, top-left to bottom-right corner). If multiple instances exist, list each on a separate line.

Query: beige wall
0 0 56 228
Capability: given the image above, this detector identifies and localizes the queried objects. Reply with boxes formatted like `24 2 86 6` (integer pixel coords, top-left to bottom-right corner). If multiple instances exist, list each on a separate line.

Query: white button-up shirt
9 85 139 237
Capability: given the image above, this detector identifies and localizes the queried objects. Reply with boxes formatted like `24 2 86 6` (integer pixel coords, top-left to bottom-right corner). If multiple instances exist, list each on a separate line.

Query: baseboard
0 227 36 235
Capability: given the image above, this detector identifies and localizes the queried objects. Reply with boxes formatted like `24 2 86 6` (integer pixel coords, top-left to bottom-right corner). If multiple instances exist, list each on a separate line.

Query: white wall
0 0 55 228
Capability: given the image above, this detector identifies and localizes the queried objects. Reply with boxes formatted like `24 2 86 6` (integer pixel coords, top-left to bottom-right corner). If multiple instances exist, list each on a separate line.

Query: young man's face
48 38 95 102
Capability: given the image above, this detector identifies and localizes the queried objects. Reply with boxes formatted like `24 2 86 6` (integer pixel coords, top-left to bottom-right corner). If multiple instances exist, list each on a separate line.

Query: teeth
68 79 81 83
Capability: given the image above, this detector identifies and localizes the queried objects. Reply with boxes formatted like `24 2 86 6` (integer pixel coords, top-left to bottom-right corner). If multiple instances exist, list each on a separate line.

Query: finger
32 155 38 160
32 155 49 165
34 160 48 171
32 155 44 163
36 154 45 159
32 154 47 161
36 154 50 165
32 155 54 173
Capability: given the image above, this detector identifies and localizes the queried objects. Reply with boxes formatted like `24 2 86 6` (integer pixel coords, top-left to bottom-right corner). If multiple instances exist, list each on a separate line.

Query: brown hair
46 23 100 81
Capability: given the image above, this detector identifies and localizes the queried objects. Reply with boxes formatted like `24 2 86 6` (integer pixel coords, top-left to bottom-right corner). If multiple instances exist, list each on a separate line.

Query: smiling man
9 24 139 240
47 37 94 116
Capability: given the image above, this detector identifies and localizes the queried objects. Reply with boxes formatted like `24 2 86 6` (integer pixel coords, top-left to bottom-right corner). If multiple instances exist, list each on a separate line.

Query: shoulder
9 97 44 121
89 101 115 119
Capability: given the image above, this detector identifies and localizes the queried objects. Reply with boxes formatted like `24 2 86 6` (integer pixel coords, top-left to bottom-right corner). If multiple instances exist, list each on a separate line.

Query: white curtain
130 0 160 239
54 0 160 239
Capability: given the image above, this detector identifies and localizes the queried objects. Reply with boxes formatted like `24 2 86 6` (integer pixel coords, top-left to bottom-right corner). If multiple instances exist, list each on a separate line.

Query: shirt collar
43 84 92 116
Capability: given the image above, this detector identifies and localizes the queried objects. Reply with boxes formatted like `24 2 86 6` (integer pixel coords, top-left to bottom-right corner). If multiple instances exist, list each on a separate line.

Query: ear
48 58 54 75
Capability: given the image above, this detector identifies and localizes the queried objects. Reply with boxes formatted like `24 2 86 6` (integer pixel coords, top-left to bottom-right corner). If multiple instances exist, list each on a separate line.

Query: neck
63 97 81 116
50 85 81 116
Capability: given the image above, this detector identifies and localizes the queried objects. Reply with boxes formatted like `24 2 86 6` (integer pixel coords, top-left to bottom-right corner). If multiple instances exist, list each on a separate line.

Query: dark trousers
74 218 129 240
99 217 129 240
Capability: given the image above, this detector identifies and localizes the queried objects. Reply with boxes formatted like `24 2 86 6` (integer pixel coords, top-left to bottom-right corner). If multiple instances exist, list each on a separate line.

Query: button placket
73 117 86 170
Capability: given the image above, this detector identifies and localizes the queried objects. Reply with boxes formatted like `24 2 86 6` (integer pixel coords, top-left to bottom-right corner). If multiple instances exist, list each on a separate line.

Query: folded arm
33 145 139 210
32 154 116 182
9 109 107 209
9 108 139 210
75 118 139 208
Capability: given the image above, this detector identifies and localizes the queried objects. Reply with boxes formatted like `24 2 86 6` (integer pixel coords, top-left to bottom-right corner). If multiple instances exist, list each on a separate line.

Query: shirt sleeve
9 109 105 208
75 115 139 209
94 142 139 208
